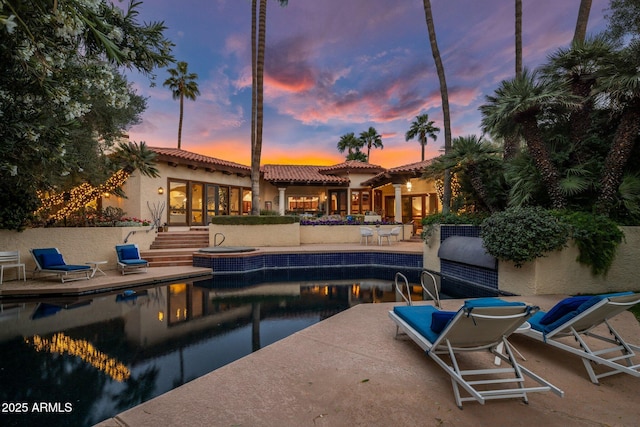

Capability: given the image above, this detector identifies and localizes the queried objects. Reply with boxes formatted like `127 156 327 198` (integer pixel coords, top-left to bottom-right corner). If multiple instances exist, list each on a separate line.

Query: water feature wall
437 226 503 298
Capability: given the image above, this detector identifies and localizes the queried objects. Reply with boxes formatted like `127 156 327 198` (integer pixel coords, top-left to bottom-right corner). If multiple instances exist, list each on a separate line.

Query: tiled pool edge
193 250 422 275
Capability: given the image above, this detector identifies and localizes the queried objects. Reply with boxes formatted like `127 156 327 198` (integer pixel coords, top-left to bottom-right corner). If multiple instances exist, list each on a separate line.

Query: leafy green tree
163 61 200 149
405 113 440 161
38 141 160 222
359 126 383 162
0 0 174 230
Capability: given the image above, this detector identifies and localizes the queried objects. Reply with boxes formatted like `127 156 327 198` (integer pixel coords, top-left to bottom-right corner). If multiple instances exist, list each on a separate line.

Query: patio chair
360 227 374 245
377 228 393 245
389 226 402 242
115 244 149 275
389 298 564 408
522 292 640 384
30 248 91 283
0 250 26 284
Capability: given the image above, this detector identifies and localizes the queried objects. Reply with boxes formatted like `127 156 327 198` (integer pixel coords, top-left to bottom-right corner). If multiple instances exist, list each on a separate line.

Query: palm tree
424 135 502 212
422 0 452 213
405 113 440 161
163 61 200 150
541 36 614 163
480 69 580 209
573 0 593 44
250 0 289 215
337 132 361 156
359 127 383 162
594 42 640 214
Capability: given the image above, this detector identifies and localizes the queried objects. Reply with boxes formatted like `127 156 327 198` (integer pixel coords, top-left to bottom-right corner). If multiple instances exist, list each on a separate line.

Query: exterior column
393 184 402 223
278 188 286 215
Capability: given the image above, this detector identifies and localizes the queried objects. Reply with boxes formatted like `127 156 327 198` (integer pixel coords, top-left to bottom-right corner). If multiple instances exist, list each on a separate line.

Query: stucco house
105 147 440 233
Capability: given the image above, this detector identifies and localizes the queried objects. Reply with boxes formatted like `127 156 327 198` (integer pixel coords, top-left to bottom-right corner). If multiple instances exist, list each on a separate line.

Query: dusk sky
125 0 610 169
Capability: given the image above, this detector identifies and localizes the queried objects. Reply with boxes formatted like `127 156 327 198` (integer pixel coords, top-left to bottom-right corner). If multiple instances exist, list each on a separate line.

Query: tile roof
361 159 432 186
150 147 251 175
262 164 349 185
318 161 386 175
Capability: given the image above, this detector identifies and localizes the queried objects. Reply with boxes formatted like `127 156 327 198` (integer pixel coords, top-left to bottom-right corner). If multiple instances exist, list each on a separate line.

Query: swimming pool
0 272 433 427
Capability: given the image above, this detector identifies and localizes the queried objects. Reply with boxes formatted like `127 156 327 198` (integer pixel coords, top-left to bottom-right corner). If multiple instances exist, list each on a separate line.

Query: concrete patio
94 294 640 427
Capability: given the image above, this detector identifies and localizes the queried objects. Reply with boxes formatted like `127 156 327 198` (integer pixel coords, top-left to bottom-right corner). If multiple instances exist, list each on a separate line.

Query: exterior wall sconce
406 181 412 192
103 192 110 198
158 187 164 195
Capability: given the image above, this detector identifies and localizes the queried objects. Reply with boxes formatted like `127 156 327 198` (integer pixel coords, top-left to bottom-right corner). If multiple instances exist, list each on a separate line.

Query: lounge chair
115 244 149 275
30 248 91 283
522 292 640 384
389 297 564 408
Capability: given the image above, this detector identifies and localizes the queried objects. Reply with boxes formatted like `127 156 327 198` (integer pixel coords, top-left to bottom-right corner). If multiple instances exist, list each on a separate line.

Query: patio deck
94 294 640 427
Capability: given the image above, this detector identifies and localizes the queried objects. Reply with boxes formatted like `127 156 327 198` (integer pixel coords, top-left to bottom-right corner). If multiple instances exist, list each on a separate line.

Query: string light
35 169 132 221
25 333 131 382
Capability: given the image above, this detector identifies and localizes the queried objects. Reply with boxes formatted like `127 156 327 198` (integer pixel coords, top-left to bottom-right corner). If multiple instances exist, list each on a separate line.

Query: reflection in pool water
0 275 435 427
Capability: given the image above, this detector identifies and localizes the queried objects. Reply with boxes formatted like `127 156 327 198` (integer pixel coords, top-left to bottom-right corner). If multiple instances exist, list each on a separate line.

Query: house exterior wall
104 163 253 224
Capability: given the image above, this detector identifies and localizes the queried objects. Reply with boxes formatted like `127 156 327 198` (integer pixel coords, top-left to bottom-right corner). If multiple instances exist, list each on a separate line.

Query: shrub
481 206 570 267
555 211 624 276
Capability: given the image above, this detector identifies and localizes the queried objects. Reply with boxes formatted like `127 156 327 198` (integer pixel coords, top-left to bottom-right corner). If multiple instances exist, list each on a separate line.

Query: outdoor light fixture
103 192 110 198
406 181 412 192
158 187 164 195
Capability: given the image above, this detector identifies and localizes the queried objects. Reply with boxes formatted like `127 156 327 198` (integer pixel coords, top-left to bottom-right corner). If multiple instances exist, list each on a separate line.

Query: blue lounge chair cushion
393 305 441 343
120 259 147 266
538 296 592 325
39 252 65 268
44 264 90 271
120 247 139 260
530 292 634 333
431 310 457 334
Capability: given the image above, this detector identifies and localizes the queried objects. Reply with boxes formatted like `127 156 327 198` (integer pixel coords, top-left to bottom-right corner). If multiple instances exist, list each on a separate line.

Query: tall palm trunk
573 0 592 44
251 0 257 166
520 117 566 209
596 107 640 214
515 0 522 77
422 0 451 214
251 0 267 215
504 0 523 161
178 91 184 149
469 164 497 213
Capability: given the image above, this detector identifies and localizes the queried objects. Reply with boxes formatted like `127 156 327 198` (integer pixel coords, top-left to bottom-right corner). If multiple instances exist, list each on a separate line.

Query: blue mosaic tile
440 225 482 242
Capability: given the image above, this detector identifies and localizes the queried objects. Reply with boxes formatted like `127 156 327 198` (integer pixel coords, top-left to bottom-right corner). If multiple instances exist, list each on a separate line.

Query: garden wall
209 223 300 247
423 225 640 296
0 227 156 278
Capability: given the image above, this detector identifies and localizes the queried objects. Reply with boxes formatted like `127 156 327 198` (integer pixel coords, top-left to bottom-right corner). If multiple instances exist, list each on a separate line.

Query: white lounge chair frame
389 302 564 408
522 293 640 384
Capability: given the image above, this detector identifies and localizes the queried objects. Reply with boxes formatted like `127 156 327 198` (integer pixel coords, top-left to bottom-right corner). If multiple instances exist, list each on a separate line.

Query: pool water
0 274 434 427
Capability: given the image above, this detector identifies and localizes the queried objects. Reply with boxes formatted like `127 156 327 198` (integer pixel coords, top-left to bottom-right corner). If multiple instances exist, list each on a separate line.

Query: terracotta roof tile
150 147 250 173
318 161 385 175
262 165 349 184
